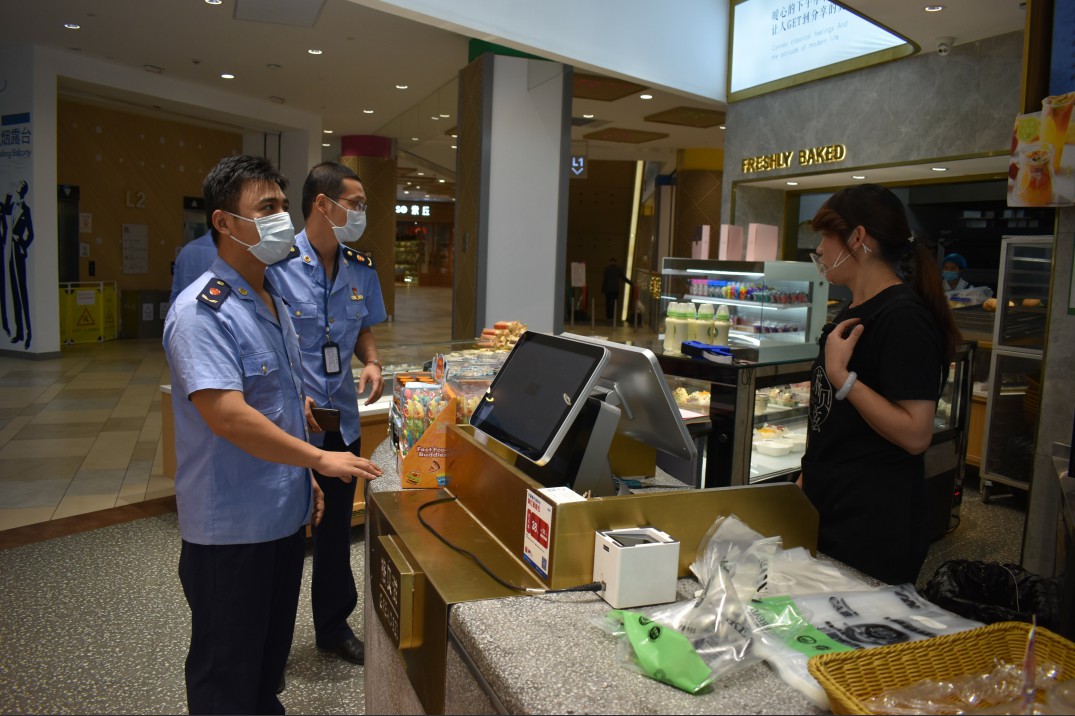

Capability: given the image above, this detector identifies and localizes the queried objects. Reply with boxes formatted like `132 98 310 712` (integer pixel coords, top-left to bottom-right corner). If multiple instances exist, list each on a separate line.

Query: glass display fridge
980 236 1052 502
660 257 829 362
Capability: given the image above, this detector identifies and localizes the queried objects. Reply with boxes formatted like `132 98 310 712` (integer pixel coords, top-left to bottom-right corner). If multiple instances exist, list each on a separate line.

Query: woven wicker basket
807 622 1075 714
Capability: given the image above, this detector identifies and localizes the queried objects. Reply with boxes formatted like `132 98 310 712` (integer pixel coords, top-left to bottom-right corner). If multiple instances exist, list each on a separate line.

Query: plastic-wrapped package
595 610 719 694
747 585 984 709
861 661 1062 714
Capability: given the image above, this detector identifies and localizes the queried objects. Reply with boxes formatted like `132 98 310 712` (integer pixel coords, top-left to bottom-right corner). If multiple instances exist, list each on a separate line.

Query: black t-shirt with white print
802 283 945 585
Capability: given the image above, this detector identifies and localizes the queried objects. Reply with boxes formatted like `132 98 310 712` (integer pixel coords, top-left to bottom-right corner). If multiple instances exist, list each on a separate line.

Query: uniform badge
283 246 301 261
196 277 231 310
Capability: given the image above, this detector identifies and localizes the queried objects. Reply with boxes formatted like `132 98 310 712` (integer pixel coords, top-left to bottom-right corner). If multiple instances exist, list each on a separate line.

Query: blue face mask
942 270 959 282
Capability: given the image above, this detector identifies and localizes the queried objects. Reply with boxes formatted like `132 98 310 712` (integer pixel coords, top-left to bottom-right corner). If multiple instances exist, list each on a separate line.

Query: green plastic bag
610 610 715 694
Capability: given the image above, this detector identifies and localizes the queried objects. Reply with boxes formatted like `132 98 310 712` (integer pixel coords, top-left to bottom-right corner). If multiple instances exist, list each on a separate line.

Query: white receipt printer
592 527 679 609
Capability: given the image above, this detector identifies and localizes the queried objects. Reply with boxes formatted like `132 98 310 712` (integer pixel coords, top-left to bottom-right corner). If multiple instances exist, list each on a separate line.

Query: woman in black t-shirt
800 184 960 585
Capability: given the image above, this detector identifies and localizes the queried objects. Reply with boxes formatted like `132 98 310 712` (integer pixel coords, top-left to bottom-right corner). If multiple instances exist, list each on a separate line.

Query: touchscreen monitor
469 332 609 466
561 333 697 462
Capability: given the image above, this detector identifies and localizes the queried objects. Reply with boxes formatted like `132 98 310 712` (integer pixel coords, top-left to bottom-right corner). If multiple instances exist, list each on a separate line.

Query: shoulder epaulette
343 247 375 269
196 277 231 310
283 245 301 261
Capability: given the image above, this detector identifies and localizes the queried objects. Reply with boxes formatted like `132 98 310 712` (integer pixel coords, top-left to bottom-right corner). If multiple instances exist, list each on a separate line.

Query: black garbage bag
922 559 1062 631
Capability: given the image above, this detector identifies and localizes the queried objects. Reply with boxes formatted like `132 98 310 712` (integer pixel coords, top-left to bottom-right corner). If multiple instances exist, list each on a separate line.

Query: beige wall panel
57 99 241 292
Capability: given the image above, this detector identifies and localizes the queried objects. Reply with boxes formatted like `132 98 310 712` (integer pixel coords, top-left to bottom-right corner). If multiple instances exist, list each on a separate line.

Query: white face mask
811 229 871 280
325 197 367 243
225 211 296 264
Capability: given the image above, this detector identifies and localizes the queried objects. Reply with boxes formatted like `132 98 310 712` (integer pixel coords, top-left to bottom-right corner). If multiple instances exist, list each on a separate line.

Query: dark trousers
604 292 618 320
311 430 360 647
179 529 305 715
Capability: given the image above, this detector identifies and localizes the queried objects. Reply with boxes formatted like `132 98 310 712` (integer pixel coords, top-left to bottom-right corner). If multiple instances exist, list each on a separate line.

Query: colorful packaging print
394 381 459 489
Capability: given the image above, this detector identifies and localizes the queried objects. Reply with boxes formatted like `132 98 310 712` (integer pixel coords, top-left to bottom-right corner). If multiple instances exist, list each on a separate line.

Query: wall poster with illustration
1 111 34 349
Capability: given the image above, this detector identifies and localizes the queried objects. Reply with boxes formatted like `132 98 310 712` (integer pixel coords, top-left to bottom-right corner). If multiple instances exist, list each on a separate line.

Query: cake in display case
660 257 829 362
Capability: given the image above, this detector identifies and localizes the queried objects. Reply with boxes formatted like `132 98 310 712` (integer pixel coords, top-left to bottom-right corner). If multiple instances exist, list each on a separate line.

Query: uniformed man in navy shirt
268 162 386 666
164 155 381 715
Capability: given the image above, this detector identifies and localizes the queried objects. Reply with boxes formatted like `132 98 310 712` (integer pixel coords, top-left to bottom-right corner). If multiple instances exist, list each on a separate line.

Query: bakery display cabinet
660 258 829 362
980 236 1053 502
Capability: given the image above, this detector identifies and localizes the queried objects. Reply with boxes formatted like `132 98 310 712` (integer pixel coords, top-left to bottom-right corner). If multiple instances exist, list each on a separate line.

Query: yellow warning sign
76 308 96 327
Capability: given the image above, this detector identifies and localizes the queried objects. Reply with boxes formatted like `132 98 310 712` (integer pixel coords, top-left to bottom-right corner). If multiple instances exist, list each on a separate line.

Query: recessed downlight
852 175 866 180
786 181 799 186
322 143 330 147
395 84 409 90
640 94 653 100
307 49 323 55
719 125 726 130
220 73 235 79
582 114 594 119
931 166 948 172
363 109 374 114
924 5 944 12
205 0 223 4
323 129 333 134
64 22 81 30
439 113 450 118
411 137 419 141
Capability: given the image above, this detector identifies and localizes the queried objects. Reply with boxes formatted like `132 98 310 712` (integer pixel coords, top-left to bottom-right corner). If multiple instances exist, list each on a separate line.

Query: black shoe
319 636 364 665
276 674 285 695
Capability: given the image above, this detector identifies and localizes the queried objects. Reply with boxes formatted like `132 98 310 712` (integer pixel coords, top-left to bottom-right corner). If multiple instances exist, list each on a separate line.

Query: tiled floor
0 284 657 532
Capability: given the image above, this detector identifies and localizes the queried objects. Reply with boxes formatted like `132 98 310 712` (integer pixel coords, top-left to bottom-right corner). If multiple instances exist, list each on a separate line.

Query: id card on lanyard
321 272 342 375
322 341 341 375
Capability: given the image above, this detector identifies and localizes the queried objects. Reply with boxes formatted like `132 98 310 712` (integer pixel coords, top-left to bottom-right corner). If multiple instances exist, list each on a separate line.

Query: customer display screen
470 332 609 466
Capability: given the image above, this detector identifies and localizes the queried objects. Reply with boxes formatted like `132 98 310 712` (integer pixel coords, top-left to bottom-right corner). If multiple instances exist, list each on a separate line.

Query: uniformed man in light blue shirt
169 231 216 305
164 155 382 715
268 162 387 666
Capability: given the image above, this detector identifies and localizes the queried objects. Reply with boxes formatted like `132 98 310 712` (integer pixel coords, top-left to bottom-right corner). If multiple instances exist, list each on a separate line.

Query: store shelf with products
981 236 1052 502
394 238 421 284
660 257 828 362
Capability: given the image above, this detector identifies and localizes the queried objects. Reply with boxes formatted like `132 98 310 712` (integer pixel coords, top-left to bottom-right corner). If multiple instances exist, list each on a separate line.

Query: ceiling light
363 109 374 114
430 115 439 120
451 145 457 149
268 96 285 104
719 125 726 130
786 181 799 186
451 134 457 138
395 84 409 90
64 22 80 30
308 49 323 55
852 174 866 179
924 5 944 12
931 166 948 172
417 172 424 176
439 113 450 118
438 179 445 183
582 114 594 119
411 137 419 141
220 73 235 79
322 143 330 147
403 190 410 194
143 65 164 74
640 94 653 100
323 129 333 134
266 63 282 70
205 0 223 4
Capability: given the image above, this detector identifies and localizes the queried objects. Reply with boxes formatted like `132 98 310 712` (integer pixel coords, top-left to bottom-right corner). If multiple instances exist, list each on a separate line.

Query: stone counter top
447 584 823 715
366 437 827 714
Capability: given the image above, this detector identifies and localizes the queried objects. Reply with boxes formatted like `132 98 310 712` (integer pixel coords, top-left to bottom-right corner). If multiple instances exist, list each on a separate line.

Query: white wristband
834 371 857 401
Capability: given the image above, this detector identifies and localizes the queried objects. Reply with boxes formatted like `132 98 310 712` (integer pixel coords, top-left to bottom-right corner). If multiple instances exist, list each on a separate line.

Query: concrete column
454 54 571 339
339 136 397 320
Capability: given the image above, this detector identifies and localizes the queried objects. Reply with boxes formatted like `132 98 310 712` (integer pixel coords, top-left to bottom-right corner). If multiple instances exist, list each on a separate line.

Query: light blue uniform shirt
169 232 217 305
164 256 312 545
268 230 387 447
